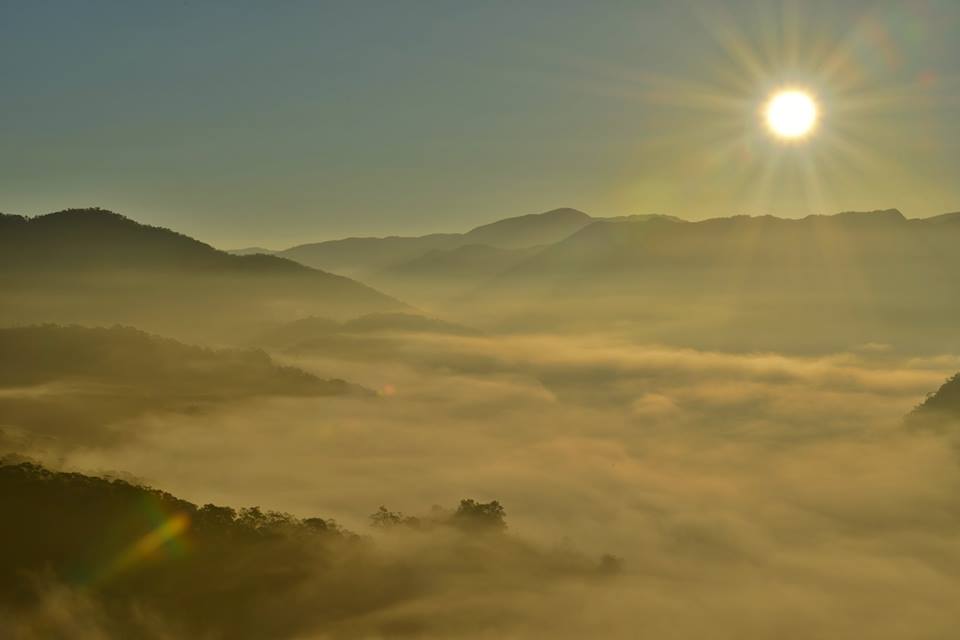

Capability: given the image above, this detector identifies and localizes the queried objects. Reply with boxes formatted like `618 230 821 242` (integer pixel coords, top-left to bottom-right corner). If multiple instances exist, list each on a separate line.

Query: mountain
0 209 406 342
272 208 594 280
458 207 593 249
0 458 349 638
278 232 462 279
229 246 275 255
458 209 960 352
372 244 546 305
909 373 960 426
0 460 603 640
0 325 367 446
923 211 960 225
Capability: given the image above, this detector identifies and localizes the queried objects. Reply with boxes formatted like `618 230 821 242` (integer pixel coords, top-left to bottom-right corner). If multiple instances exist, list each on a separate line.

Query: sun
764 89 818 139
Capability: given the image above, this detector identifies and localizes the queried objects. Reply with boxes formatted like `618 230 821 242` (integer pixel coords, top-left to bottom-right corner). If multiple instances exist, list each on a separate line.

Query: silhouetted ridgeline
0 460 613 639
0 208 406 342
0 208 301 273
0 325 367 446
230 207 960 353
355 212 677 306
269 207 595 279
908 372 960 427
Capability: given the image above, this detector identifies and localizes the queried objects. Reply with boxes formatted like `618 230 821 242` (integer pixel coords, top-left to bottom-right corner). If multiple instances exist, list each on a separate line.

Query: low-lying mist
7 327 960 638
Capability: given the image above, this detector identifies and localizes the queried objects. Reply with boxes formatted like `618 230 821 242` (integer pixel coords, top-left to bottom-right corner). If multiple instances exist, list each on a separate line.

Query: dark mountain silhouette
0 325 367 446
0 209 405 342
909 373 960 426
924 211 960 225
270 208 594 279
0 209 297 272
0 460 607 639
458 209 960 352
0 459 342 638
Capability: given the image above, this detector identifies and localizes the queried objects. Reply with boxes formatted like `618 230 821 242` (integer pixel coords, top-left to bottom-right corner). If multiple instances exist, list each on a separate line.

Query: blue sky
3 1 958 247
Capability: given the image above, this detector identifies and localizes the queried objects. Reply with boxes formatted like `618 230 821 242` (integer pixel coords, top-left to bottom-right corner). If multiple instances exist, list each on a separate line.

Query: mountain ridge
452 208 960 352
0 208 408 342
263 208 595 279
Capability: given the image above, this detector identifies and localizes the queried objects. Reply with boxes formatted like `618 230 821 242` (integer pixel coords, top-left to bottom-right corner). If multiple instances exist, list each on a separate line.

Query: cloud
5 332 960 638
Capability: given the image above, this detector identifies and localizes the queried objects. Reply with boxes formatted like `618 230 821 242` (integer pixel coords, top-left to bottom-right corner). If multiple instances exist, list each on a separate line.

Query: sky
2 0 959 248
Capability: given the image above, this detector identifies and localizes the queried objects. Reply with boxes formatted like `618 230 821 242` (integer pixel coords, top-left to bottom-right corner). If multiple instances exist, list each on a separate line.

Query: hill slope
459 207 593 249
272 208 594 279
372 244 546 305
0 209 406 341
0 325 367 446
0 460 604 639
909 373 960 426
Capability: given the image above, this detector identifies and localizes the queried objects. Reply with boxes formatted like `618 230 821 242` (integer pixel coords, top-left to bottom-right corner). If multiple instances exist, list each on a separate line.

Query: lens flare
72 499 192 588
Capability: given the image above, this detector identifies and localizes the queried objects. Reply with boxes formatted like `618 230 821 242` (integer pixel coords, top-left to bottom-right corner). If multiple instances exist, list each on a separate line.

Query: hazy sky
3 1 958 247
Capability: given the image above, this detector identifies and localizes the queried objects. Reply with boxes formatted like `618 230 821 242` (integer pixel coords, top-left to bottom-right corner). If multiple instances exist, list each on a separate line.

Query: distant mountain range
233 208 678 306
0 208 406 342
233 205 960 352
458 208 960 351
5 205 959 353
247 208 597 281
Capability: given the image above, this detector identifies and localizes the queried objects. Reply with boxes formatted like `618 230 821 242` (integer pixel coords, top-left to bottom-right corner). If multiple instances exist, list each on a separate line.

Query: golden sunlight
764 90 818 139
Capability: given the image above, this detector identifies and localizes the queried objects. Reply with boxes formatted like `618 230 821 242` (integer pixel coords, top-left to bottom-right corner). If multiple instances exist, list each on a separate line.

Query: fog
7 329 960 639
4 209 960 638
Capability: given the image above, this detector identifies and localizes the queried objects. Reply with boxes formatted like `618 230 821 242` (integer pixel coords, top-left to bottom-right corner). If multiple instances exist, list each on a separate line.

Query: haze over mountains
243 208 596 291
237 206 960 353
0 209 405 343
6 205 960 355
241 209 679 305
0 325 365 448
462 209 960 351
8 0 960 634
4 203 960 639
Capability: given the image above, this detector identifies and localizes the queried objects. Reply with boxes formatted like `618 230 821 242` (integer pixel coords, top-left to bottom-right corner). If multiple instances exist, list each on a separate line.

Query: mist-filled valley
7 1 960 635
2 207 960 638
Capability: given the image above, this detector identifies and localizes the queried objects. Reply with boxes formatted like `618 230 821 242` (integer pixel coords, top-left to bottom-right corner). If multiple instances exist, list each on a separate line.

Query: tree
369 506 419 529
451 499 506 532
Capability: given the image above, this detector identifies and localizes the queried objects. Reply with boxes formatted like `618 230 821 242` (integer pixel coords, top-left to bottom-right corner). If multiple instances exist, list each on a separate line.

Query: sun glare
764 90 818 139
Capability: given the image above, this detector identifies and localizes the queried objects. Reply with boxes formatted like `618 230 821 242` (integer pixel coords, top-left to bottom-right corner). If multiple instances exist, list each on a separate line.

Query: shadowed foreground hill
0 209 405 342
0 461 613 639
0 325 367 446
